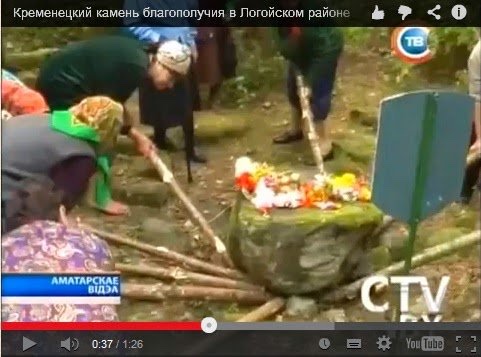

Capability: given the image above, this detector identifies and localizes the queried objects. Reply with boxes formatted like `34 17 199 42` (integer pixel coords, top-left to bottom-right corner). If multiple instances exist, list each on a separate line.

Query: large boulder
227 201 383 295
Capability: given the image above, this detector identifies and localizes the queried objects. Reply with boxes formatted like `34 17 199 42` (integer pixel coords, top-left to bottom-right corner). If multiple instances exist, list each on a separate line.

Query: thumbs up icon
372 5 385 20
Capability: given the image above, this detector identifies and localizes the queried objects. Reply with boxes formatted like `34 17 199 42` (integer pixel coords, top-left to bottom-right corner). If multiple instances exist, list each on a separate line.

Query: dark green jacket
36 36 149 110
275 26 344 85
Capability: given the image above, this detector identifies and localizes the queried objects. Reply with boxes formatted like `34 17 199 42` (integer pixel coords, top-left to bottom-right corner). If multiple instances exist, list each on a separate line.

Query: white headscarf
155 40 192 76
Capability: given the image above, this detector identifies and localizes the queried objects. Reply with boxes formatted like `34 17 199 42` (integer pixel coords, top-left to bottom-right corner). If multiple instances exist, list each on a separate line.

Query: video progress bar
218 322 334 330
216 322 481 331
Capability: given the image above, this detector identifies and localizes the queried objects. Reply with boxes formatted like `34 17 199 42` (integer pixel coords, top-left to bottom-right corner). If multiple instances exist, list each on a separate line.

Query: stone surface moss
227 200 383 294
238 202 382 230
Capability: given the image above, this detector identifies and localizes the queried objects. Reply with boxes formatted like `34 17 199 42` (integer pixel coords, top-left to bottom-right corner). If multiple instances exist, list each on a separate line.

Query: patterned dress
1 220 119 322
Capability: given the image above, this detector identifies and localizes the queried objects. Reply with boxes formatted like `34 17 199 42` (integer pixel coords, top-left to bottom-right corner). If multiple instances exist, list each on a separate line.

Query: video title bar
1 0 480 27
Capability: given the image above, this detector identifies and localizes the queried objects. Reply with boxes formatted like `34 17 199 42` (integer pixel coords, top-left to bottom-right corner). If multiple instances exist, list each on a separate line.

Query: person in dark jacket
272 0 343 161
124 0 207 172
36 36 190 117
35 37 192 209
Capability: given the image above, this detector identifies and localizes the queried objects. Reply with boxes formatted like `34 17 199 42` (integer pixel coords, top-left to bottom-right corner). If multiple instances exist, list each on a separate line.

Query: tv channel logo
391 27 432 64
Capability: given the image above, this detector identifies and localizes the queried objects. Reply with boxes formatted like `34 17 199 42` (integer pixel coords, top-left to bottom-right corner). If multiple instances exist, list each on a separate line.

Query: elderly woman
123 0 207 166
35 38 192 213
1 96 146 219
2 178 118 322
272 0 344 161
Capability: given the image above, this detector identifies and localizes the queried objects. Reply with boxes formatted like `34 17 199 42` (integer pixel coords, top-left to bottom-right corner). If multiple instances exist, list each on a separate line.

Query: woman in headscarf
123 0 207 168
35 36 191 174
272 0 344 161
35 38 192 211
1 96 145 218
2 178 119 322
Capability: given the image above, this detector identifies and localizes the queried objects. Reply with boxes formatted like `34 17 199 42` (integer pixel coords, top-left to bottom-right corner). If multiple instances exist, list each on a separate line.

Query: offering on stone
234 156 371 214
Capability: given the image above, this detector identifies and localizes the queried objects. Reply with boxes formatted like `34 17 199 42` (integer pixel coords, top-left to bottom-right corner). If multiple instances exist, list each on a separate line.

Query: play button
22 337 37 352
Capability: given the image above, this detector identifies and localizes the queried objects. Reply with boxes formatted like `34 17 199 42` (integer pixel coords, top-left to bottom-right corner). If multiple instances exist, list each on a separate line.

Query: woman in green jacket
273 0 344 160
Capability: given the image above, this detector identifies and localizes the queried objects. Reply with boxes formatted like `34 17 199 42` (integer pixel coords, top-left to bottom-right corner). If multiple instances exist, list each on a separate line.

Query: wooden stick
148 151 235 268
116 263 264 291
82 225 243 280
122 283 271 305
321 230 481 303
236 297 286 322
296 73 325 175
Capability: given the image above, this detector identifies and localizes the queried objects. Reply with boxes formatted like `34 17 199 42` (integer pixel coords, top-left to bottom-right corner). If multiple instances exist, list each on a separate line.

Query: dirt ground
73 51 480 322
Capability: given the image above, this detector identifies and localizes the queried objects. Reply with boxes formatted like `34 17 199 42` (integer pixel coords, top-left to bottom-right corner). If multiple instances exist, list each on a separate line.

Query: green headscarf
50 96 123 209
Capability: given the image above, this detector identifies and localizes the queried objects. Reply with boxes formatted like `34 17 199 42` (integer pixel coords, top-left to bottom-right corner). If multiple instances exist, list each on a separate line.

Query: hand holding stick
296 72 325 175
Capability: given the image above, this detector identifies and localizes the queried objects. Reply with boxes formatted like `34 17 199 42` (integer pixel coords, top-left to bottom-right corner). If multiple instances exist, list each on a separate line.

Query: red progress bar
2 322 202 331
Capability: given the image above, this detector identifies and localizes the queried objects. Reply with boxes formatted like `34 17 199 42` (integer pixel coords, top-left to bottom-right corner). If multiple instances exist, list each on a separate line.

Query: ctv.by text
361 276 450 322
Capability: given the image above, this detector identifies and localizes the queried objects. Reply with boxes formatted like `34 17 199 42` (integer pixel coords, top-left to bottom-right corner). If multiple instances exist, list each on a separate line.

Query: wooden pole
83 225 243 280
296 73 325 175
321 230 481 303
236 297 286 322
116 263 264 291
148 151 235 268
122 283 271 305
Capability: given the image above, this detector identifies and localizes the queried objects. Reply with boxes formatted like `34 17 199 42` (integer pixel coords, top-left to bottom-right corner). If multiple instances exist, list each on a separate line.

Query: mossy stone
227 201 383 294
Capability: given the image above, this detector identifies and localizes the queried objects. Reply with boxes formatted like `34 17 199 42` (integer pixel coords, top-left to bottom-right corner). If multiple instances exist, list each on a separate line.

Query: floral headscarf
50 96 124 209
69 96 124 150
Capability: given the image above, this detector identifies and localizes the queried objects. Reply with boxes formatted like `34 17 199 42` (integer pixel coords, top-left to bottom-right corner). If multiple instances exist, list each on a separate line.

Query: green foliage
429 27 478 55
2 27 478 106
3 27 112 53
217 28 285 108
339 27 478 89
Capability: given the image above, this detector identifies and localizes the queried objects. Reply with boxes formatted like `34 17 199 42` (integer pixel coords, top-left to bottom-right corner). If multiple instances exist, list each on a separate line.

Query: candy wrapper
234 156 372 214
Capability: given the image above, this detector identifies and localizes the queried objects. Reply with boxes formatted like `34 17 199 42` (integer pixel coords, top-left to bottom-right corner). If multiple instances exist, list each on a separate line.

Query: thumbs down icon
398 5 412 20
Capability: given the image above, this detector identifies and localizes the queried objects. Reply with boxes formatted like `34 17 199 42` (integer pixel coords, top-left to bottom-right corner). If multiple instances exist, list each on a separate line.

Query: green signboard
371 90 474 273
372 91 474 223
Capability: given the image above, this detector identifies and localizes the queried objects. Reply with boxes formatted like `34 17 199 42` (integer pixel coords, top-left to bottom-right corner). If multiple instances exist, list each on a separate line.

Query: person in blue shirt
123 0 206 183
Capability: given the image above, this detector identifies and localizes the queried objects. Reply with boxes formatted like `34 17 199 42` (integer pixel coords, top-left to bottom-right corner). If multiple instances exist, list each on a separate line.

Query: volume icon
60 337 79 352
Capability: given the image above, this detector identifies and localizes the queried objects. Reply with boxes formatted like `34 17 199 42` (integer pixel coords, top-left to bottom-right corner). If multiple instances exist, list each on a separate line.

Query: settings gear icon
377 335 392 351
